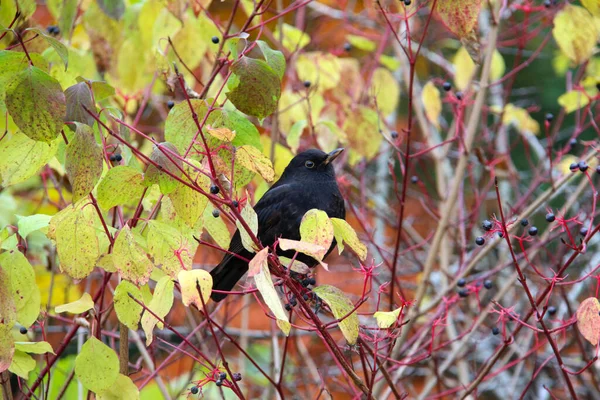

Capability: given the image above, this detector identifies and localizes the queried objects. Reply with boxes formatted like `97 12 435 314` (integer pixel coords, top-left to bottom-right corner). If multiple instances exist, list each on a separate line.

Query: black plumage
209 148 346 302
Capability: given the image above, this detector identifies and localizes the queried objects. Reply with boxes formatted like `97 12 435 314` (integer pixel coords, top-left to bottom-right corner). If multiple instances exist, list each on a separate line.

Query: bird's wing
254 183 304 246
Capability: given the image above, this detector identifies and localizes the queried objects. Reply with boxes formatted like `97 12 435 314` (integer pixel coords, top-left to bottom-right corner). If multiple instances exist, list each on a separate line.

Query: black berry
456 91 463 100
211 36 220 44
482 220 493 231
548 306 557 315
19 326 27 335
308 278 316 285
520 218 529 227
458 289 469 298
498 231 504 238
578 161 588 172
528 226 538 236
545 213 555 222
284 303 291 311
219 372 227 380
215 380 222 387
109 155 116 162
343 42 352 52
596 166 600 175
580 227 589 236
210 184 219 194
457 278 466 287
190 386 199 394
544 0 551 7
484 280 493 289
569 138 577 147
212 209 220 218
545 113 554 122
46 26 59 35
302 293 309 301
114 154 122 162
404 0 411 5
232 200 239 208
303 80 311 88
290 297 297 306
492 327 500 335
475 236 485 246
570 162 579 171
442 81 452 91
391 131 399 139
232 372 242 381
167 100 175 109
411 176 418 184
302 279 311 287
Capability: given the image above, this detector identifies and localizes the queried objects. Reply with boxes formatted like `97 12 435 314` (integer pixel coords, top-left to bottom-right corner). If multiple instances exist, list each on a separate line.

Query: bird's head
279 148 344 182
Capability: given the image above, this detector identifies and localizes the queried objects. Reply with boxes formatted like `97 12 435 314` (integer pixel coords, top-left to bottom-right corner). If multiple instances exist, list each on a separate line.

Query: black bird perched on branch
210 148 346 302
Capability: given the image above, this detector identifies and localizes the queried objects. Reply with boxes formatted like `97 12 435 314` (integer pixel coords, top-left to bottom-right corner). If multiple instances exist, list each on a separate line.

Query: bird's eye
305 160 315 169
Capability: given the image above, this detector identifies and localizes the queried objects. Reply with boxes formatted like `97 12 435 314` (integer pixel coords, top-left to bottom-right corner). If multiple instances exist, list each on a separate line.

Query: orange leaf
435 0 482 38
576 297 600 345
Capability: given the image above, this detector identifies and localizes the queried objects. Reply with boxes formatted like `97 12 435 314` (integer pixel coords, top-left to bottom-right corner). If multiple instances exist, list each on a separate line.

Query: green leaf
287 120 307 153
0 132 58 186
178 269 212 309
346 34 376 52
227 56 282 120
256 41 286 80
141 276 174 346
97 0 125 20
55 292 94 314
251 248 290 336
168 161 210 227
373 307 402 329
299 209 333 260
14 341 55 354
113 226 154 285
64 81 95 126
224 109 262 149
51 200 101 279
235 204 259 253
97 374 140 400
202 205 231 250
97 166 146 210
113 280 143 330
17 214 52 239
0 250 41 327
59 0 78 39
147 220 194 277
144 142 183 195
236 145 275 182
89 80 115 101
331 218 367 261
0 267 16 372
9 350 35 379
164 99 210 154
25 28 69 69
65 124 103 201
0 51 48 112
6 66 66 143
75 336 119 393
312 285 359 344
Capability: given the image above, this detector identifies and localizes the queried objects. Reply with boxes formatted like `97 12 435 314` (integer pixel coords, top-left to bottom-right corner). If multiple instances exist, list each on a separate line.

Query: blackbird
209 148 346 302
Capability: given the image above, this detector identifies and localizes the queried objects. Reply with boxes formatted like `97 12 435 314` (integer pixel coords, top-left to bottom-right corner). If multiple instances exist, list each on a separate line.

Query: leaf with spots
144 142 183 195
299 209 333 260
0 132 58 187
64 81 96 126
236 145 275 182
113 280 143 330
6 66 66 143
312 285 359 344
0 51 48 113
75 336 119 393
97 166 146 210
178 269 212 309
168 160 210 227
576 297 600 345
140 276 174 346
0 267 16 373
435 0 481 38
147 220 195 277
113 226 153 285
0 250 41 327
65 123 103 201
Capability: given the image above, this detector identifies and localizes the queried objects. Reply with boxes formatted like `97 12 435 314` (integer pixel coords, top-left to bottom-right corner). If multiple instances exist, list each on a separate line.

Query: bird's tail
209 258 249 302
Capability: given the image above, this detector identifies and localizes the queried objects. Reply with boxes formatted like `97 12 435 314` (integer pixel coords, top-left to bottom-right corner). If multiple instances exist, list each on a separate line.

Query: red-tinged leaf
576 297 600 345
64 82 96 126
6 66 66 143
248 247 269 277
435 0 482 38
144 142 183 195
113 226 154 285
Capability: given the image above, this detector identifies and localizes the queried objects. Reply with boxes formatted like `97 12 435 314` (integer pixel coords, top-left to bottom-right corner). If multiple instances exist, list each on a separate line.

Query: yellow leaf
435 0 482 38
278 239 328 270
236 145 275 182
75 337 119 393
312 285 359 344
235 204 259 253
0 250 40 327
14 341 54 355
113 226 154 285
330 218 368 261
274 23 310 53
373 307 402 328
97 374 140 400
147 220 194 277
295 52 341 92
299 209 334 260
55 292 94 314
252 250 290 336
178 269 212 309
346 34 376 52
577 297 600 345
370 68 400 116
558 90 592 113
501 104 539 135
141 276 174 346
453 46 476 91
421 81 441 128
202 205 231 250
490 49 505 81
553 5 598 65
113 280 143 331
343 106 381 161
207 127 236 142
